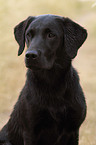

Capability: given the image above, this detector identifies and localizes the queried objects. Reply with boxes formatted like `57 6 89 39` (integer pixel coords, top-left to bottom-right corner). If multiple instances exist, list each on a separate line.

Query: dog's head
14 14 87 70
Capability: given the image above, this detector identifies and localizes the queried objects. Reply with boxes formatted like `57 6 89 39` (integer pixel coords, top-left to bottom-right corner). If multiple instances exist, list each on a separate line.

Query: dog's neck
25 64 73 106
26 62 72 87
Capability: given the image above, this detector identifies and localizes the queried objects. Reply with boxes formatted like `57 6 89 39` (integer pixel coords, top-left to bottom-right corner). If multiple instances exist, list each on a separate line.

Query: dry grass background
0 0 96 144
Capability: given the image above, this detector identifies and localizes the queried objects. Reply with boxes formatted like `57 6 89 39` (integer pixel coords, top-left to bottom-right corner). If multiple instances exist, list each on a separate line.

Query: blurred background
0 0 96 144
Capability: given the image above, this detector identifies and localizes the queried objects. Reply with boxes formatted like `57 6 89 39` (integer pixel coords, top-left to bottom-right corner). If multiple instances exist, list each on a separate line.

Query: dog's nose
25 50 39 60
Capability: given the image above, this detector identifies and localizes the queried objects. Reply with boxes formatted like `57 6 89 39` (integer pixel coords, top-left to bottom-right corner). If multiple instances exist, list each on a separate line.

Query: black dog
0 14 87 145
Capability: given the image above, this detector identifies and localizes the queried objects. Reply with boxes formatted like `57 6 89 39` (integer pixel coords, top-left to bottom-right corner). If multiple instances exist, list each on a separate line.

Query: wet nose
25 50 39 60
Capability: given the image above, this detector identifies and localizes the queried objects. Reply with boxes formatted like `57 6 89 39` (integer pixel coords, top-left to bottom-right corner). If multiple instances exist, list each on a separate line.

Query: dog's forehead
35 14 60 20
29 14 62 29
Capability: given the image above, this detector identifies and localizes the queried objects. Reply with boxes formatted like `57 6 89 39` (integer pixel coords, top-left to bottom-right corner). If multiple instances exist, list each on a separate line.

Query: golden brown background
0 0 96 144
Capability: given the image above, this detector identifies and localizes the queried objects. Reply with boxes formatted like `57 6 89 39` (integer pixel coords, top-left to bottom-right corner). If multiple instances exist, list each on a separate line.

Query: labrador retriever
0 14 87 145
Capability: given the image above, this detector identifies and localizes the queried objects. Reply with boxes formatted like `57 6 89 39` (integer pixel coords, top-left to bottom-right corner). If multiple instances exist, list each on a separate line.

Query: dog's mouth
25 56 55 71
25 51 56 71
25 63 54 71
25 58 42 70
25 64 42 70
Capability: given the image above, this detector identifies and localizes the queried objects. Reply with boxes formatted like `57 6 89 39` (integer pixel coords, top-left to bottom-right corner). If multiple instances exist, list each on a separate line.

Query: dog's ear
63 18 87 59
14 16 35 56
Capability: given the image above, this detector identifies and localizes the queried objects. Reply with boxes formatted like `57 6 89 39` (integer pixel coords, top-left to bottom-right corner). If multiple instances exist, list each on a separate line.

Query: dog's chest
24 97 67 134
21 84 74 145
25 104 66 144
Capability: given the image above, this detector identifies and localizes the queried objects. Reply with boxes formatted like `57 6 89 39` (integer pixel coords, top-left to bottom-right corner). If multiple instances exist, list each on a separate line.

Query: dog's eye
47 33 55 39
27 30 34 39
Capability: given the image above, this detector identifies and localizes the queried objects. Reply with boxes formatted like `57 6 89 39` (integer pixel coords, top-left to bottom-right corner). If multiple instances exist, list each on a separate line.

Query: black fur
0 14 87 145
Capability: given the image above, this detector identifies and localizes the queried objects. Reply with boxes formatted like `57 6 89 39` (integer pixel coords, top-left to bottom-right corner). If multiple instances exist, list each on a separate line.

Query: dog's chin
25 64 53 71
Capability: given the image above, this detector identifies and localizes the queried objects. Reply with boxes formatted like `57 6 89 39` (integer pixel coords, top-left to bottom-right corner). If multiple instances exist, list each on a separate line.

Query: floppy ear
14 16 35 56
64 18 87 59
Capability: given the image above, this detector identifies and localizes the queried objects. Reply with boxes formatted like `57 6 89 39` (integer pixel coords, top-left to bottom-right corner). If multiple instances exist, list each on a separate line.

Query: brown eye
47 33 55 38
